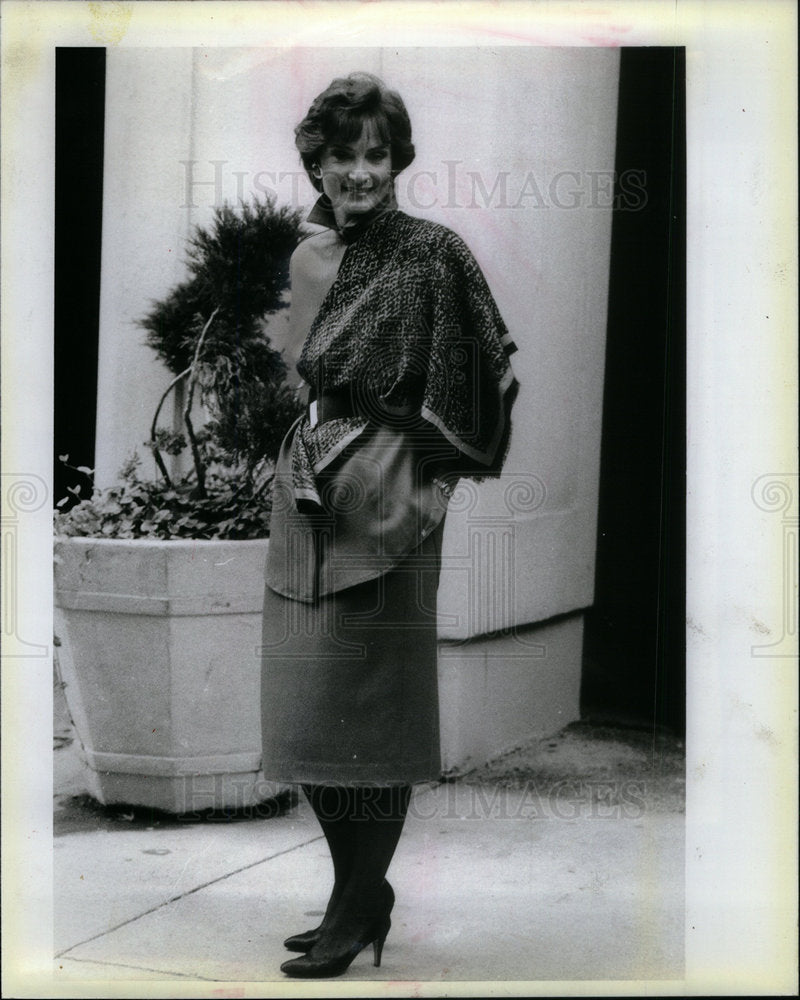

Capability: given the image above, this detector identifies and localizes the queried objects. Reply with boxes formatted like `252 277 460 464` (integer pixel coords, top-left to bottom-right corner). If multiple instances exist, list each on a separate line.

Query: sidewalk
53 711 685 987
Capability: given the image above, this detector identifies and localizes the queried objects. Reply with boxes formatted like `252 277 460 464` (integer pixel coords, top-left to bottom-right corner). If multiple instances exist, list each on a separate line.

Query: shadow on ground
462 720 684 814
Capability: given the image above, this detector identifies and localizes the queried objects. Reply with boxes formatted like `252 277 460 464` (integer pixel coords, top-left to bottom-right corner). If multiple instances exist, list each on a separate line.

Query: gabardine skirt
260 519 444 786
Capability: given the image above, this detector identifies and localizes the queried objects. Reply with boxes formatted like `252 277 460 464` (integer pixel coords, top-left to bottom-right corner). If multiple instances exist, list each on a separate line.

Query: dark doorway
54 48 106 506
581 48 686 734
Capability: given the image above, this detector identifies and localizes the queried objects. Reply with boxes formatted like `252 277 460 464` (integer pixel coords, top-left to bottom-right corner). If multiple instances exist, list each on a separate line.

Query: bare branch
149 366 191 486
183 307 220 498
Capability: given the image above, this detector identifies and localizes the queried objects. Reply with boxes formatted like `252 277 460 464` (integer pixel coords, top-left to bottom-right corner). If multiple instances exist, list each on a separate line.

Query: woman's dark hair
295 72 415 192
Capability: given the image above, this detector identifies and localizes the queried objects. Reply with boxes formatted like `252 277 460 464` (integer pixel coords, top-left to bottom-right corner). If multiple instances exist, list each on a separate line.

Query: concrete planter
54 536 280 813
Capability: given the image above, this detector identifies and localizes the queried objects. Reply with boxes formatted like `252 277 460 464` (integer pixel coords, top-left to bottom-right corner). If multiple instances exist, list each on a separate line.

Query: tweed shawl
290 207 517 510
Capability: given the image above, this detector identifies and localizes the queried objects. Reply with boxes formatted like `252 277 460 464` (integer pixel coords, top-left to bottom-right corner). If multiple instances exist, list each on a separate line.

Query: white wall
96 47 619 757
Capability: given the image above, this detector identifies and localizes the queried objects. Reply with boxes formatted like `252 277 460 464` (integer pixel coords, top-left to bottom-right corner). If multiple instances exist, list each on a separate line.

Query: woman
261 71 518 978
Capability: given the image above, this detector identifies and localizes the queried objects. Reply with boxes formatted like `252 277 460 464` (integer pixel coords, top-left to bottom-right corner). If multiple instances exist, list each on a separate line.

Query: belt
307 386 419 429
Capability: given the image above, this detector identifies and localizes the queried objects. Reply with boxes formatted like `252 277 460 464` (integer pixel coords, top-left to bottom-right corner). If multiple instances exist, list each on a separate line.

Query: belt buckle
308 399 318 429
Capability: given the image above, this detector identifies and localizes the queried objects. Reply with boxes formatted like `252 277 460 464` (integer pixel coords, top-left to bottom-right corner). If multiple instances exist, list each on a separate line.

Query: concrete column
382 48 620 766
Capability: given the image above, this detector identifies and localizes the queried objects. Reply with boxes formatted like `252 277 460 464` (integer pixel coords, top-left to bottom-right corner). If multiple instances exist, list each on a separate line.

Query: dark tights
302 784 411 933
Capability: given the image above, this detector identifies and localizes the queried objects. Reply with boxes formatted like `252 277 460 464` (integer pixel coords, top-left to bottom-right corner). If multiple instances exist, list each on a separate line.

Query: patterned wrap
289 209 518 511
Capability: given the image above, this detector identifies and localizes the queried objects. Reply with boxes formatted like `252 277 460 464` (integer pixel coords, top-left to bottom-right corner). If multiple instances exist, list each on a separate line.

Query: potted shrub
54 197 304 813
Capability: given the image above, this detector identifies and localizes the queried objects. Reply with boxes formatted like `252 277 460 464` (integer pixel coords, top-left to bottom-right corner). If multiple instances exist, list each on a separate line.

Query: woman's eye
368 150 389 163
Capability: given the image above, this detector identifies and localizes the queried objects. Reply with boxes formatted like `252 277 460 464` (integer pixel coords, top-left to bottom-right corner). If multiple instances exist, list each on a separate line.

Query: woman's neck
333 189 398 236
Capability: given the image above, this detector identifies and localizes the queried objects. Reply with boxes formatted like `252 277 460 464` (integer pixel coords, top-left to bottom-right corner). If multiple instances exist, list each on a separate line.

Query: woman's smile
317 121 395 225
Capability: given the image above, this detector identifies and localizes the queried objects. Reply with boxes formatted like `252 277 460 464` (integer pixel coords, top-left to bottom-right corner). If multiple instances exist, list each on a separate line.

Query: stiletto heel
372 922 389 967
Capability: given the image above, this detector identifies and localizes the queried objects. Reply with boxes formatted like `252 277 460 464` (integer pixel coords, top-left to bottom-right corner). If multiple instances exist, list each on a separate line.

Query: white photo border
1 1 797 996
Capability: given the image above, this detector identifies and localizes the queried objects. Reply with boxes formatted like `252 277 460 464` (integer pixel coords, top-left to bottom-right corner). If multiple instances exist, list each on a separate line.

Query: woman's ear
311 163 323 180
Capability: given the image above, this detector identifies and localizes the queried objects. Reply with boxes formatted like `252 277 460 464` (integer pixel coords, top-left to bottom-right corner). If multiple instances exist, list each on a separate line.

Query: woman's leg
303 784 410 912
281 785 411 974
305 784 355 918
348 784 411 895
307 785 411 946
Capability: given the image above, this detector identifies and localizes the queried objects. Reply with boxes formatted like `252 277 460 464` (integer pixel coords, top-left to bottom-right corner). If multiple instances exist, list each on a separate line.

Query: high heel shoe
283 880 394 953
280 913 391 978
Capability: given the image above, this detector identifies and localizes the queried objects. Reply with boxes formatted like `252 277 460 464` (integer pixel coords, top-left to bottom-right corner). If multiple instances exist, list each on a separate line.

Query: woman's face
316 119 394 223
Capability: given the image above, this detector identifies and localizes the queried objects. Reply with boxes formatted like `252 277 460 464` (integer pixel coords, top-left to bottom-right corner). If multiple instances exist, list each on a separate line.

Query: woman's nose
348 162 371 185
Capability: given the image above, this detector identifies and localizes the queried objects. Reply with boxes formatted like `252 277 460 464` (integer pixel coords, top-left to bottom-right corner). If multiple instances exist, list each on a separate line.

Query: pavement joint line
56 955 219 982
54 833 325 959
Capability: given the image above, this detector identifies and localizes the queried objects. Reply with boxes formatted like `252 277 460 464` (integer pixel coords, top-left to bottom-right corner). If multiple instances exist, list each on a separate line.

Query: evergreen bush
56 196 305 540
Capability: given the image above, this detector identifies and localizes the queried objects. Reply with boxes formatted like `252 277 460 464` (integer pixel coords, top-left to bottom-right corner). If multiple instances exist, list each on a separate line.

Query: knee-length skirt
260 519 444 786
